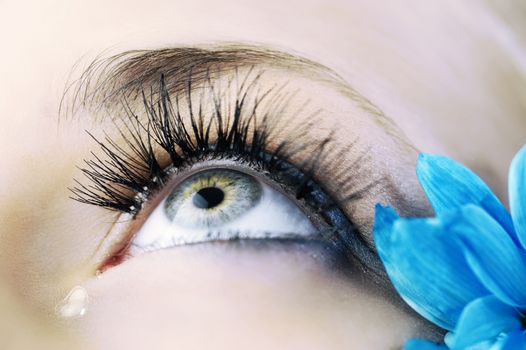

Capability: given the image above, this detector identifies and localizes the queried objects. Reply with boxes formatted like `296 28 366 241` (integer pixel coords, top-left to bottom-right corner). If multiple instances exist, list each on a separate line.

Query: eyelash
71 71 324 213
71 70 380 273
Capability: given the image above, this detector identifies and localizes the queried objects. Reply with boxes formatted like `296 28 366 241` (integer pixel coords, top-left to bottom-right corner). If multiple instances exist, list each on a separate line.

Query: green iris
164 169 262 228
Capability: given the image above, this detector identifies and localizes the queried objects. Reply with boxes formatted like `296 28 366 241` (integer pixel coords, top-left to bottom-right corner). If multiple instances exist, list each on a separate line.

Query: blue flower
373 146 526 349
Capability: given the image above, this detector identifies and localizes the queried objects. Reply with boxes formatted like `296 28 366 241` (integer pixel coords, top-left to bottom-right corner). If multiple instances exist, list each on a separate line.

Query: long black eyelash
71 70 389 276
70 70 321 214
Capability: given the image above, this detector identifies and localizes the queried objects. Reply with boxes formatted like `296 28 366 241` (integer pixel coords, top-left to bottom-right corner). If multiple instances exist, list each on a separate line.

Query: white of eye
129 168 317 256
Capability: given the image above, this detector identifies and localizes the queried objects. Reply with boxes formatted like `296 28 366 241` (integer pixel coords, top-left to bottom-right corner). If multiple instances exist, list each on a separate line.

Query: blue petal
451 295 522 349
416 154 517 243
453 205 526 307
405 339 448 350
372 204 399 248
509 145 526 251
495 331 526 350
444 333 495 350
444 332 456 347
373 205 488 330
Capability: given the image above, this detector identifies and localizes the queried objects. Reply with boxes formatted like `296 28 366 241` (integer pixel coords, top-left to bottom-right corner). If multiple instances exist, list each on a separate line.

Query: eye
128 166 318 257
74 71 384 275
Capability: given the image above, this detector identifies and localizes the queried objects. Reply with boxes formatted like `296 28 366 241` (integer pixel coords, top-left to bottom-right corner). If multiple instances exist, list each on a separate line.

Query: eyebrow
61 43 395 133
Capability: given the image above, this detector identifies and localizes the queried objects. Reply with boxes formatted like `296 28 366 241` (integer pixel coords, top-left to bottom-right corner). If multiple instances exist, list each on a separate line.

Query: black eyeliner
71 70 382 275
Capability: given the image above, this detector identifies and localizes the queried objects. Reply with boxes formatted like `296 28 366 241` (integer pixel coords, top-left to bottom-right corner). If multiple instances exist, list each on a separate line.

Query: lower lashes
129 231 323 256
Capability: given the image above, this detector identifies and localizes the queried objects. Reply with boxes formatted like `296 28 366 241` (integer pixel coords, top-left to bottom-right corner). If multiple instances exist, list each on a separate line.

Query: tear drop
56 285 89 319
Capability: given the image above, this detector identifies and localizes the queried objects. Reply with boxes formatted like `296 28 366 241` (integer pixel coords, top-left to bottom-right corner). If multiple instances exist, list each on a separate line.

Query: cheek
64 243 431 350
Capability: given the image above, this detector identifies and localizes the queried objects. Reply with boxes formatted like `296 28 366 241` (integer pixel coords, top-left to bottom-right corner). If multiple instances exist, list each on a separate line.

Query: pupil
192 187 225 209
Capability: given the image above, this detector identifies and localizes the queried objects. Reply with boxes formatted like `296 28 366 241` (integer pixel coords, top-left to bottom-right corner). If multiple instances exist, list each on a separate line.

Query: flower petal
371 203 399 250
495 331 526 350
373 205 488 330
488 331 526 350
453 205 526 307
417 154 517 242
451 295 522 349
509 145 526 250
405 339 448 350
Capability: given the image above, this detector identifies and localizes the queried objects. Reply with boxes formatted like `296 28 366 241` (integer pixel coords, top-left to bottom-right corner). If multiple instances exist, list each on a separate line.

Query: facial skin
1 1 526 349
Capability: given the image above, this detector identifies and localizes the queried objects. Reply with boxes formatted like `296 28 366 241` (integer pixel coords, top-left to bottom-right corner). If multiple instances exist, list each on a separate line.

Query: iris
373 146 526 349
164 169 262 228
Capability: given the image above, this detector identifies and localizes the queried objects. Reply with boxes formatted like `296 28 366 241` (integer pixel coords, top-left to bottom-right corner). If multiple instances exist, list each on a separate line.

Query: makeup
72 70 383 275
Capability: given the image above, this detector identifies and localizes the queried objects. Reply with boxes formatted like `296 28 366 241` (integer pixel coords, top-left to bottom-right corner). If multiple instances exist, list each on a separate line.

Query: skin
1 1 525 349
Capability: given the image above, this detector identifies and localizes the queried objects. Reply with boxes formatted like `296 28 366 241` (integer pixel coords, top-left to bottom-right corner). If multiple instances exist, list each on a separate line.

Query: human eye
72 67 380 274
41 45 438 349
64 46 433 281
127 166 320 256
